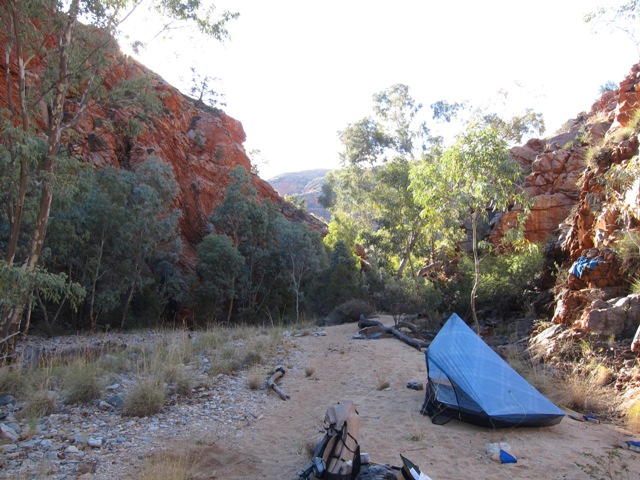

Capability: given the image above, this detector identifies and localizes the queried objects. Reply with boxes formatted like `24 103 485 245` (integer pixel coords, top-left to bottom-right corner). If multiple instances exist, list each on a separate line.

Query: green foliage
471 247 544 310
196 167 326 324
616 229 640 280
308 241 361 316
331 85 433 277
599 80 619 94
430 100 466 123
195 233 244 322
480 109 545 144
411 123 530 331
327 299 376 325
585 0 640 57
41 157 183 331
366 272 443 317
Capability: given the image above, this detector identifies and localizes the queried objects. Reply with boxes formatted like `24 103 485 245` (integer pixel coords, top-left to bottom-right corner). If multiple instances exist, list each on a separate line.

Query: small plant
327 299 376 325
20 390 56 422
616 229 640 280
62 360 102 404
208 348 242 377
0 365 28 398
139 451 195 480
246 369 264 390
375 372 391 391
584 144 609 169
576 449 634 480
405 426 426 442
162 364 194 397
626 398 640 433
123 376 166 417
549 364 611 414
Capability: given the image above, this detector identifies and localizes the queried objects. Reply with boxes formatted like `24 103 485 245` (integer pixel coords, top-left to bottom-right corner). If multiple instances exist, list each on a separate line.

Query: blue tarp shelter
421 313 565 428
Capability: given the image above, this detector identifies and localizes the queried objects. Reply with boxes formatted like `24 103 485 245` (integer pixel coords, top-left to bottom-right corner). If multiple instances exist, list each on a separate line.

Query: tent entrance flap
421 313 565 428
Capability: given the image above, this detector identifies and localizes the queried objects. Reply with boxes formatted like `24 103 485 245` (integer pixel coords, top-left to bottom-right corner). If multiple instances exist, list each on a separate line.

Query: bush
451 248 544 315
62 360 102 404
20 390 57 421
327 299 375 325
0 365 28 398
123 377 166 417
626 398 640 433
367 271 443 317
617 230 640 281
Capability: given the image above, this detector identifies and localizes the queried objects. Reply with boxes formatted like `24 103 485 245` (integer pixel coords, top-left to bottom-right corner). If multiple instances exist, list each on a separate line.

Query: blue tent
421 313 564 428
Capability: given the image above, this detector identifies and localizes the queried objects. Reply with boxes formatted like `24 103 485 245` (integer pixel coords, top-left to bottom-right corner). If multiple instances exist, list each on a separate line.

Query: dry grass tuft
0 365 28 398
375 371 391 391
304 365 316 377
404 414 426 442
139 452 196 480
123 376 166 417
549 365 612 415
62 359 102 404
626 399 640 433
246 368 264 390
20 390 57 421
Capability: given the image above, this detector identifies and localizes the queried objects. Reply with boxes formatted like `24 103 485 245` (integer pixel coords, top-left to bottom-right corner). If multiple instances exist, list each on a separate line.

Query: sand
152 317 640 479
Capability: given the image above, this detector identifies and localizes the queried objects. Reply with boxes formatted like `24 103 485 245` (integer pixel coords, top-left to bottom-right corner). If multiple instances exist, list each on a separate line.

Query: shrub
548 364 611 414
327 299 375 325
626 399 640 433
367 272 443 319
123 377 166 417
140 452 195 480
616 230 640 281
246 369 264 390
452 247 544 315
20 390 57 421
0 365 28 398
62 360 102 404
162 364 194 397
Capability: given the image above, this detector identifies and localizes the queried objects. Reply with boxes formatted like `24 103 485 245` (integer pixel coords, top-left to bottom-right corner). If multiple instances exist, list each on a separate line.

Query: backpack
297 401 361 480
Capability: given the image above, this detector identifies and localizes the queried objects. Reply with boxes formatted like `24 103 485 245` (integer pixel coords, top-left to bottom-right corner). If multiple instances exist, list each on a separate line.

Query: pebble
0 330 291 480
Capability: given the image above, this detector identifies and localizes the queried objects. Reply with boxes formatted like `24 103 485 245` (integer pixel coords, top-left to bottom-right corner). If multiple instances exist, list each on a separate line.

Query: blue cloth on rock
569 256 602 278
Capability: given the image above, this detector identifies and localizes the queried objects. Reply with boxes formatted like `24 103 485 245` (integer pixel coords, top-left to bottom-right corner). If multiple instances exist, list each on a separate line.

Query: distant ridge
268 169 331 221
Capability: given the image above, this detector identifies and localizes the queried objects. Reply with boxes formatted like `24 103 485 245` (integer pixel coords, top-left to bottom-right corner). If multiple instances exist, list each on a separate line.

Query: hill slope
268 169 332 221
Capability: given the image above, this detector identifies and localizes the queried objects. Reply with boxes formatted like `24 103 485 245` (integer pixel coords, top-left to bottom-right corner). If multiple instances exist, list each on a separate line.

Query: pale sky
120 0 639 179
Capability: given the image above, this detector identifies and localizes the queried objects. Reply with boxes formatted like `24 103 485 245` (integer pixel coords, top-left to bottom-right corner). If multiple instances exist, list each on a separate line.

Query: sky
119 0 640 180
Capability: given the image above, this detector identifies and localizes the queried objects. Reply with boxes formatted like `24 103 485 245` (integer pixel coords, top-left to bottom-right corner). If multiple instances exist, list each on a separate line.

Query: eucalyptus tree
0 0 237 356
196 233 244 323
585 0 640 57
276 217 326 323
208 167 286 323
410 124 529 333
42 158 182 332
327 84 435 278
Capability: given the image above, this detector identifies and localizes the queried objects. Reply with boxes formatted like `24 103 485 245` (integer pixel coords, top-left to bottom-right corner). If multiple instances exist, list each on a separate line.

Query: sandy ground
143 317 640 480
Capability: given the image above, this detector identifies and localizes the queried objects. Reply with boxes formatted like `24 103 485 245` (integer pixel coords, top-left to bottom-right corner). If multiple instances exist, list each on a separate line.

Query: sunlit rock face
0 45 325 266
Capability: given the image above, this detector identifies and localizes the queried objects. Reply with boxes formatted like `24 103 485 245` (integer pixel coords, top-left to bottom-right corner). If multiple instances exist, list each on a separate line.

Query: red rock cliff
492 63 640 350
0 45 325 267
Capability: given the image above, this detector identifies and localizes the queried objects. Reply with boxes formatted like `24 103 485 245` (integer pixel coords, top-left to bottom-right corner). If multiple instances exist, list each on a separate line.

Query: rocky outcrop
492 64 640 350
0 45 326 267
489 133 587 244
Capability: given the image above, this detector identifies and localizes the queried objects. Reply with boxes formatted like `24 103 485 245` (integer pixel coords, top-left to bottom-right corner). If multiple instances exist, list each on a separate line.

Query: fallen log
358 316 429 351
267 365 289 400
